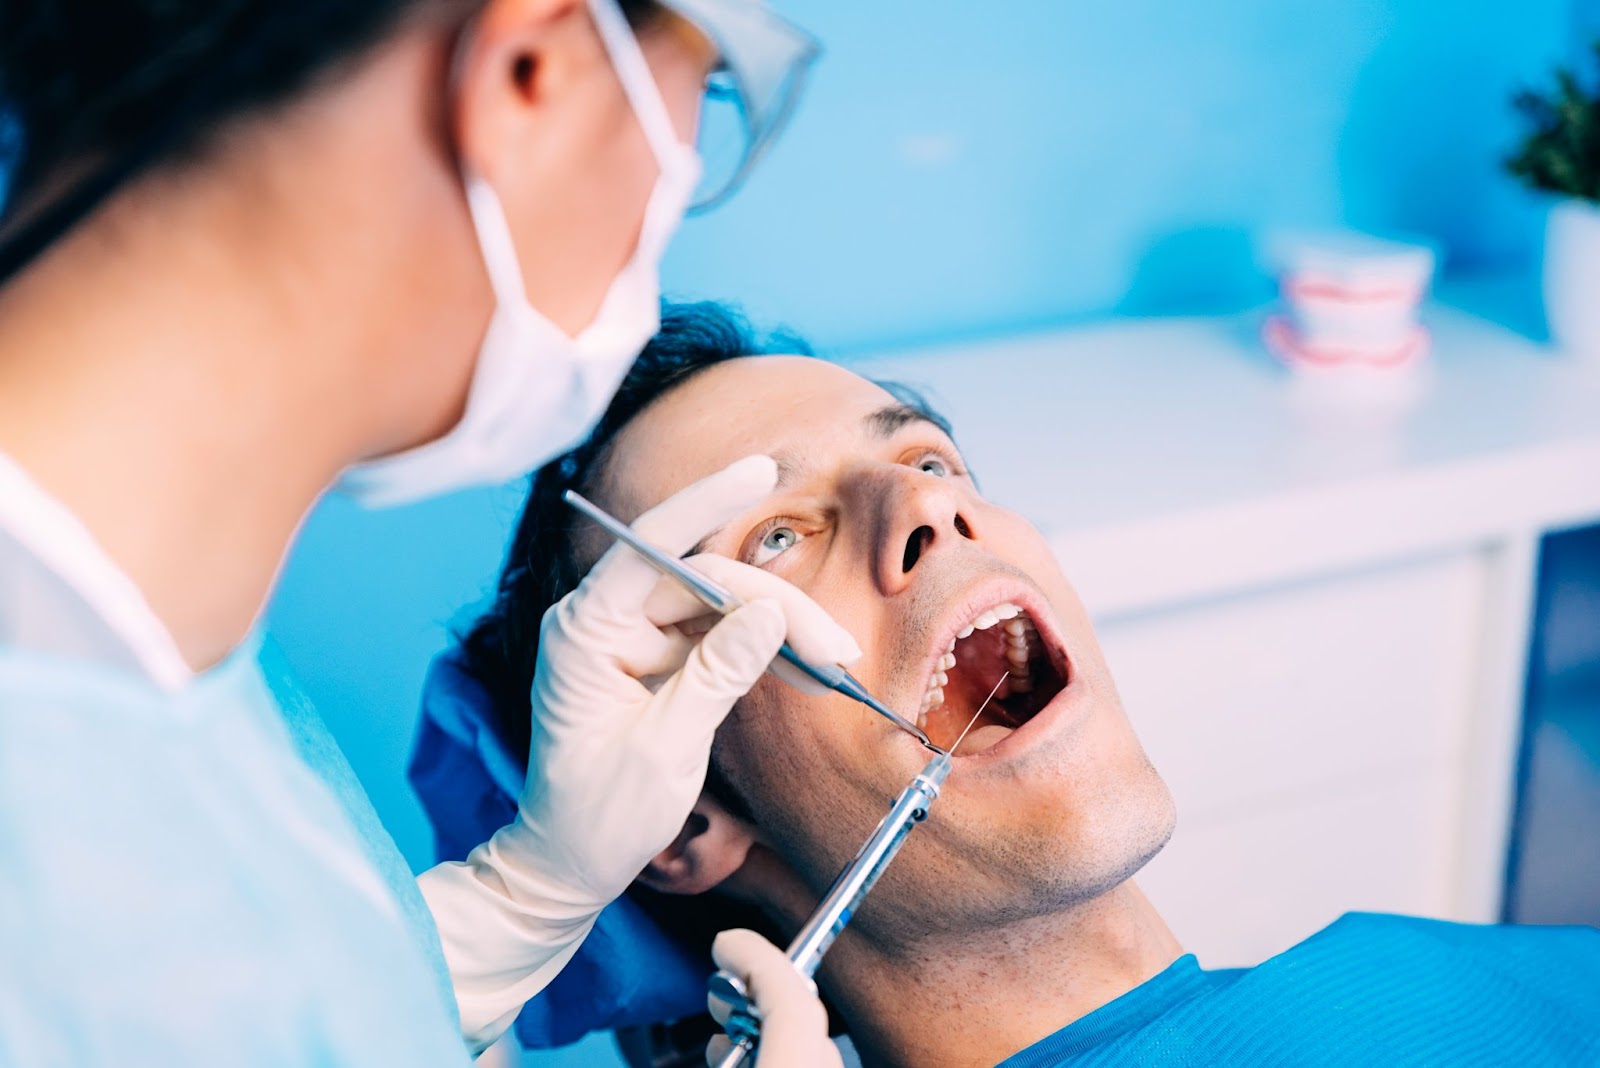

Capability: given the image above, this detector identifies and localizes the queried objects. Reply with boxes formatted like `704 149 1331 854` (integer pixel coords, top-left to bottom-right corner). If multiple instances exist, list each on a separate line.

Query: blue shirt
1000 912 1600 1067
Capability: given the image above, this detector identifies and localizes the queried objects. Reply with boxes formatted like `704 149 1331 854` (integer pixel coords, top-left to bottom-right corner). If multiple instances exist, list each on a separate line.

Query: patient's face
597 357 1175 943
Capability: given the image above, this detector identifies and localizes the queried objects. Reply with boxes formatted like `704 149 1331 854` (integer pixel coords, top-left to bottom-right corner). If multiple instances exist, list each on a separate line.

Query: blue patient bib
1001 912 1600 1067
0 637 469 1066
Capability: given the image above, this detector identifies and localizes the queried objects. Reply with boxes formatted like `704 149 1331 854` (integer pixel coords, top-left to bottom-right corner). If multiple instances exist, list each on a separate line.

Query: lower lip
951 673 1087 766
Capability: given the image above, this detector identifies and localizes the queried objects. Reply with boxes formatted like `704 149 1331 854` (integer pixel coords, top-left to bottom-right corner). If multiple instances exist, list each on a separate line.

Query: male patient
412 303 1600 1067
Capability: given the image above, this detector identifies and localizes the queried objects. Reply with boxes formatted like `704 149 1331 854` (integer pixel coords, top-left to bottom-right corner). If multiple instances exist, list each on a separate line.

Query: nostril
902 525 934 572
954 514 973 539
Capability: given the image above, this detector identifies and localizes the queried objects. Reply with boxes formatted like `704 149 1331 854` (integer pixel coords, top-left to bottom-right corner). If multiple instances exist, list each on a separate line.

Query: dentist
0 1 848 1064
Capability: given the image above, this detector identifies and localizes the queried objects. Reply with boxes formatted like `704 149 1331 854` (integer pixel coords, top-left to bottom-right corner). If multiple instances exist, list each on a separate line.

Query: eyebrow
682 404 957 558
863 402 949 441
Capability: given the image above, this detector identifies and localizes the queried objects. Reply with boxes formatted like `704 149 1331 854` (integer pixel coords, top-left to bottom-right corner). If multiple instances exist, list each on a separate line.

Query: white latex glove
417 455 862 1052
706 930 844 1068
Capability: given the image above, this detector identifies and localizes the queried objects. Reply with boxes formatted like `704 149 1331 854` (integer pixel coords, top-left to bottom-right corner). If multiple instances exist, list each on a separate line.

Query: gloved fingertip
734 598 787 653
830 625 864 666
711 927 763 968
722 453 779 489
691 456 779 518
803 618 862 667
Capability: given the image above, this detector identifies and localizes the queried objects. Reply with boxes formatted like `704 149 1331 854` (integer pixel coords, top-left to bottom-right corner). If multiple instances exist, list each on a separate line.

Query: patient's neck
819 880 1181 1068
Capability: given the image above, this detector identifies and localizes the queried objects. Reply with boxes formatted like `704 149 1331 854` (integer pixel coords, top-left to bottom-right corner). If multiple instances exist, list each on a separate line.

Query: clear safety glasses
661 0 821 212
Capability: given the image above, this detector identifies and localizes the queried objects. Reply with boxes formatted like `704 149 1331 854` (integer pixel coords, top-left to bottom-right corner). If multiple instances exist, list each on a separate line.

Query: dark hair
0 0 656 276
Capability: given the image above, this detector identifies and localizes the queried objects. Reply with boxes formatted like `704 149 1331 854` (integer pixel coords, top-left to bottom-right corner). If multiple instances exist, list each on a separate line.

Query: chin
997 764 1178 915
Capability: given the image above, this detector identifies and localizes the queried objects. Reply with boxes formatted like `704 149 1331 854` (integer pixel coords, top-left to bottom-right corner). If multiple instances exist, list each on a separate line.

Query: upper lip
914 575 1073 718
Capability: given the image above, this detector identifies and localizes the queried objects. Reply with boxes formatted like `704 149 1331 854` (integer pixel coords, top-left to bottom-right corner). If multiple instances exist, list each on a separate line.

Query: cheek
812 579 882 657
498 80 654 334
715 682 831 814
715 680 904 884
652 49 707 145
632 16 714 148
766 555 887 674
722 675 882 791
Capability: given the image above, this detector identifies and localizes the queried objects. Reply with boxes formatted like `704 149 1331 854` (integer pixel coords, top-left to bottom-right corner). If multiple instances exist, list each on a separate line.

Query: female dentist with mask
0 1 850 1064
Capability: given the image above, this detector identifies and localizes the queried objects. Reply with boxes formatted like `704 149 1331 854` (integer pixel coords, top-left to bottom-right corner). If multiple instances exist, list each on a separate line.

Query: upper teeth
956 602 1021 640
919 602 1039 724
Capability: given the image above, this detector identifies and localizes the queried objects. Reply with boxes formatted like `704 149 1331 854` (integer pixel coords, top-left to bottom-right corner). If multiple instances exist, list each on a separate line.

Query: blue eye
919 456 950 477
751 525 804 566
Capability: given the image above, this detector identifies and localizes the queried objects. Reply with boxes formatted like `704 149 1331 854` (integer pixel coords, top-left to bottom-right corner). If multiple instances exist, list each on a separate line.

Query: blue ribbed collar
996 954 1232 1067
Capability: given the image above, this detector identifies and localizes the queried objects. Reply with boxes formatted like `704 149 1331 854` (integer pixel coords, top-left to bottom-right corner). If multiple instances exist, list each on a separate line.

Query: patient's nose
855 465 975 594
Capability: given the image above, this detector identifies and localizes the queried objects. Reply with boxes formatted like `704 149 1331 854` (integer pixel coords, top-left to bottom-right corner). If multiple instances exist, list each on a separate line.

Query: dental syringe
705 678 1004 1068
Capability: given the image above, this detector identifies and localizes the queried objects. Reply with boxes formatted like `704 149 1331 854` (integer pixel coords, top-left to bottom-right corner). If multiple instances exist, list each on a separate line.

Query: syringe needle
949 671 1008 757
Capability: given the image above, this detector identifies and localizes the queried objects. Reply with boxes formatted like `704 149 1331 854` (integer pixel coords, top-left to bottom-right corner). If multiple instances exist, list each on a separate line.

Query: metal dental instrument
706 674 1008 1068
563 489 938 750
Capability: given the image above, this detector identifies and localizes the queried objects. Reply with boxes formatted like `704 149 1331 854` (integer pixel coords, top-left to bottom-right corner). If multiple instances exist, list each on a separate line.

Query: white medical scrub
0 451 469 1065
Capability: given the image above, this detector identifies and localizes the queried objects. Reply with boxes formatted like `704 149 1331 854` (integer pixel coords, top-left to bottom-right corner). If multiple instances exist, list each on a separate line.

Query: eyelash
908 446 967 479
742 446 968 566
746 518 808 566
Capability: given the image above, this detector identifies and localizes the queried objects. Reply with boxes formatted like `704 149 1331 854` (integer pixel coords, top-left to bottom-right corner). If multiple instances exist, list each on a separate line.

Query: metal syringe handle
787 754 948 976
706 754 951 1065
710 1035 758 1068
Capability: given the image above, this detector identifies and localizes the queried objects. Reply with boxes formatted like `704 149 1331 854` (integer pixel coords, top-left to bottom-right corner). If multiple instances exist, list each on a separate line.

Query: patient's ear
638 794 756 895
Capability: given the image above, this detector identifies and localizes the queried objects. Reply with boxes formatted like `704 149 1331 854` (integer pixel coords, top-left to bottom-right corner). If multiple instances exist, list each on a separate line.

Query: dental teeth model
919 602 1038 726
1261 230 1436 378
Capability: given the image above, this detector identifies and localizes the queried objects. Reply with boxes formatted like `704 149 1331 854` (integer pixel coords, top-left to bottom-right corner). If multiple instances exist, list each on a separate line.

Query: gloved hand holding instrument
418 455 863 1052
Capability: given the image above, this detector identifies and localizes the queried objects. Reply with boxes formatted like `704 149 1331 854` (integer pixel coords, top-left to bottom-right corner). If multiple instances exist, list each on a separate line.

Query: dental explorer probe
706 676 1007 1068
563 489 938 750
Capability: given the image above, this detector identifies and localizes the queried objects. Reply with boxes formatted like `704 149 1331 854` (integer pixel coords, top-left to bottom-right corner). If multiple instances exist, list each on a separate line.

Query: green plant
1508 42 1600 203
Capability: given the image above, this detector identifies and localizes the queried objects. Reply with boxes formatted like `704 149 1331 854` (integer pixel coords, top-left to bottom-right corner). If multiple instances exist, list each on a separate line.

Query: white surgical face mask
339 0 703 508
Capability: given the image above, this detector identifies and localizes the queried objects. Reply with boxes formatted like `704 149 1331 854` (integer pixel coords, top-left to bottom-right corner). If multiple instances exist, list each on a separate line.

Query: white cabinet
1100 549 1497 966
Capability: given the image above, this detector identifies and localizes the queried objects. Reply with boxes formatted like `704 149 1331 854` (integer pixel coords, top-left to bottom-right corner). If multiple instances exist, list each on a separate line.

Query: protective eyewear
661 0 821 212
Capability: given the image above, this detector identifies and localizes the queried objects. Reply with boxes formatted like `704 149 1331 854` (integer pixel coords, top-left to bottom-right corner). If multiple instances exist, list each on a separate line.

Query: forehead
600 356 906 519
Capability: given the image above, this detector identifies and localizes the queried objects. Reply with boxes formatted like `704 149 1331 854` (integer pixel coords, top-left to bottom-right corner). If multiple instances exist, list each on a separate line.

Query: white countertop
855 294 1600 618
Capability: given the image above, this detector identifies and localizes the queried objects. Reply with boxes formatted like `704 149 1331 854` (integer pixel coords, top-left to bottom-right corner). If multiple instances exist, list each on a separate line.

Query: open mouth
916 599 1070 755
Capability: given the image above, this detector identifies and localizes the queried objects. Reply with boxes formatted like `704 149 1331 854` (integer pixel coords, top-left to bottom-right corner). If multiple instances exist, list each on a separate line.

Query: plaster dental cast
0 1 847 1064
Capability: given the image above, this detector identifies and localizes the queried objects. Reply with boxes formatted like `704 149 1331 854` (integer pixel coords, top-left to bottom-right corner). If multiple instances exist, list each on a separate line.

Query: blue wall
1581 0 1600 53
661 0 1570 353
263 2 1583 1062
